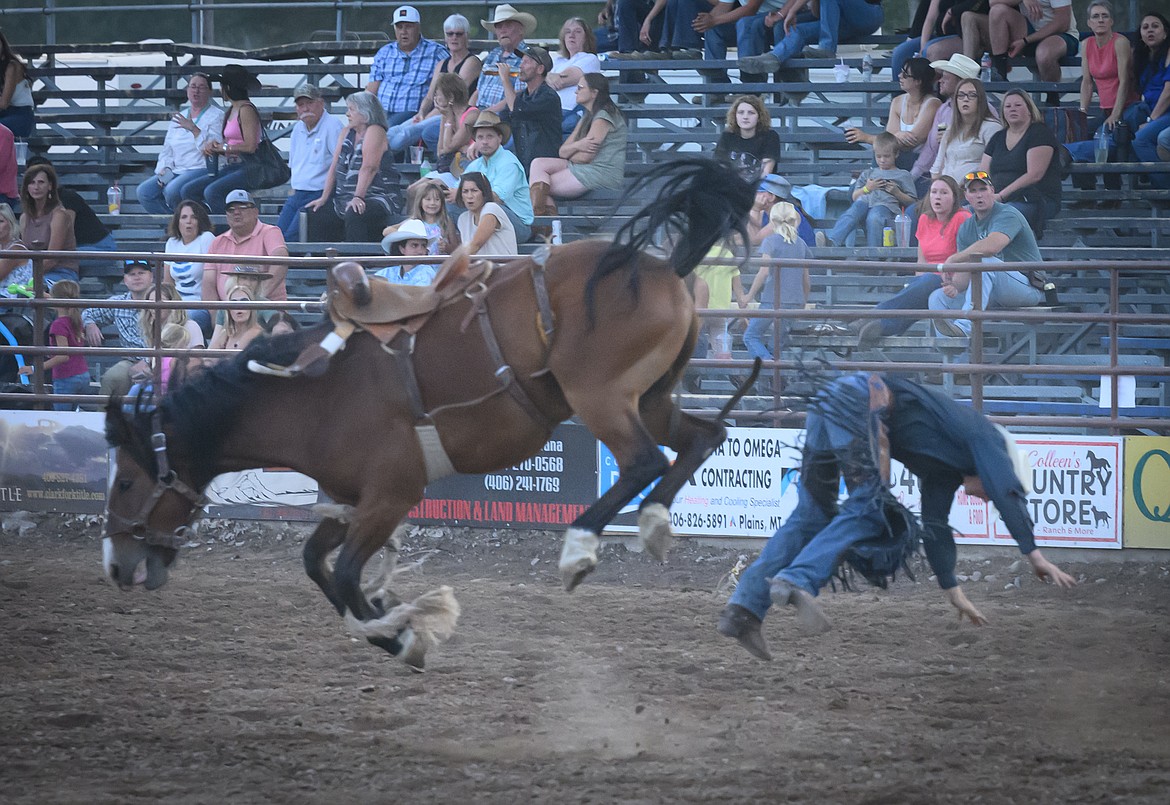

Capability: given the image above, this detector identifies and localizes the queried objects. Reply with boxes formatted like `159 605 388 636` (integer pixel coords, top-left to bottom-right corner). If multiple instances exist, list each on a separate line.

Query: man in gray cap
276 83 344 242
367 5 449 124
500 44 561 171
748 173 814 246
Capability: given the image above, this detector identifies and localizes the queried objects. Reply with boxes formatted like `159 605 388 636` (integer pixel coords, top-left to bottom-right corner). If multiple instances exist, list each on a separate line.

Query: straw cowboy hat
470 110 511 143
481 4 538 36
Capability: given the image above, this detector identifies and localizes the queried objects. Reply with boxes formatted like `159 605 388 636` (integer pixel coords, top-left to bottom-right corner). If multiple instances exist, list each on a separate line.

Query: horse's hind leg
302 516 349 615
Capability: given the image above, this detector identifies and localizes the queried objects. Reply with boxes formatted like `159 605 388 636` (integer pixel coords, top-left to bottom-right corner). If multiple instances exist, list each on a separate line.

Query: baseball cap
518 44 553 73
293 83 323 101
393 5 421 25
757 174 792 199
123 260 153 274
962 170 993 189
224 189 257 208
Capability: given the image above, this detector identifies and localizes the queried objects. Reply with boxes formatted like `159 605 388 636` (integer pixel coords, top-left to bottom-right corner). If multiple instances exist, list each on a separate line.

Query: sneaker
716 604 772 661
801 46 835 59
932 318 969 338
857 319 884 348
673 48 703 60
738 53 781 74
815 231 833 248
770 578 832 634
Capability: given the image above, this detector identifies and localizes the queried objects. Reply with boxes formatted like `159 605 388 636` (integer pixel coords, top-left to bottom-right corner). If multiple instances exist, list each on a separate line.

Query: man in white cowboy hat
911 54 986 190
470 4 538 114
377 218 438 286
367 5 449 125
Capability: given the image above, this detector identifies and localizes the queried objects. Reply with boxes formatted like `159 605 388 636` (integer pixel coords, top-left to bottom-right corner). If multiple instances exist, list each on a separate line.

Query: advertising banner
0 411 108 514
408 423 597 528
1122 436 1170 549
205 469 322 521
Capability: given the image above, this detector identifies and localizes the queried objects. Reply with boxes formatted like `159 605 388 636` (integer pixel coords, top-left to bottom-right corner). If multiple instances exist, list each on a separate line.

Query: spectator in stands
305 90 405 244
927 170 1043 337
931 77 1001 182
263 310 300 336
455 171 519 255
857 175 970 346
18 163 78 283
549 18 602 135
597 0 663 55
19 279 89 410
890 0 966 78
0 122 16 209
747 173 815 246
0 203 33 294
388 14 482 154
1066 2 1136 196
911 53 983 195
528 74 627 217
1123 13 1170 180
162 200 215 337
979 89 1062 236
715 94 781 184
428 74 477 179
208 280 264 354
961 0 1077 106
500 45 562 171
817 133 917 248
637 1 704 60
377 219 440 285
846 57 941 170
203 189 288 302
82 260 153 398
741 201 810 379
688 1 758 89
276 83 344 242
457 111 533 243
472 5 536 114
737 0 884 75
139 282 206 350
0 30 35 138
135 72 225 215
182 64 263 214
25 156 119 270
386 180 458 255
367 5 449 127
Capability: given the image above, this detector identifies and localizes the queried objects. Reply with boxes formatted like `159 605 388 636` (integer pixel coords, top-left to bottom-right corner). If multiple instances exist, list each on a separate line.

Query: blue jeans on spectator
385 110 415 128
0 106 34 138
729 374 885 617
827 198 895 247
387 114 442 153
743 304 798 362
700 14 749 83
135 169 206 214
181 163 254 214
927 264 1042 337
890 34 960 78
77 233 119 274
873 272 942 336
1125 101 1170 187
276 189 321 242
620 0 662 51
659 0 706 50
562 106 584 136
51 372 90 411
1066 114 1123 190
767 0 883 63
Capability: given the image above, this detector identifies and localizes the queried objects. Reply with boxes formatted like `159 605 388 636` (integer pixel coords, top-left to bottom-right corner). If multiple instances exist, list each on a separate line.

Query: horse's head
102 396 207 591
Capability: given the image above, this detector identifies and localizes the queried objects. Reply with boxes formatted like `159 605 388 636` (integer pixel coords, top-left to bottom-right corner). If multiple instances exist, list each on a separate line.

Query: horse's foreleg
302 516 349 615
639 407 729 560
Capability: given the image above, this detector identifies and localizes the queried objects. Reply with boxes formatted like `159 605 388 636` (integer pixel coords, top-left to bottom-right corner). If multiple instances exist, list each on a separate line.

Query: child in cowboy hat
377 218 438 286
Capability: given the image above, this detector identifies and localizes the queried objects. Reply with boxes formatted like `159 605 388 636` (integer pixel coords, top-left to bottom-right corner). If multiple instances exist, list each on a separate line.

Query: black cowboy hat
216 64 261 93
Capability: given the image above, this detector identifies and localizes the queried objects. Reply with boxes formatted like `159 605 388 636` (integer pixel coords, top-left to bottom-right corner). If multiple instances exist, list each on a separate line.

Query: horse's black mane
108 320 327 485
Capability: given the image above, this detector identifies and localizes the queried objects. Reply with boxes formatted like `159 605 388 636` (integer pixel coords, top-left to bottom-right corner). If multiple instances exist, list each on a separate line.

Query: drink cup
410 146 424 164
833 62 850 83
14 139 28 166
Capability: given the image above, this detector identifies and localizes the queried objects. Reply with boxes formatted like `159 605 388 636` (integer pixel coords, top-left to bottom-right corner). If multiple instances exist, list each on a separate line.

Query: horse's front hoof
638 503 674 561
399 627 426 673
559 528 599 592
366 633 405 656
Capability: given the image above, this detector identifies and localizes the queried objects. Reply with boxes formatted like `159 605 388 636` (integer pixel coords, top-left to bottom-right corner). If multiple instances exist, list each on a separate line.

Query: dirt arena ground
2 515 1169 804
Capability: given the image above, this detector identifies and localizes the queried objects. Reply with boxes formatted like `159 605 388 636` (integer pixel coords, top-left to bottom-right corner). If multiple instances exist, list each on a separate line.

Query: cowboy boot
529 181 557 216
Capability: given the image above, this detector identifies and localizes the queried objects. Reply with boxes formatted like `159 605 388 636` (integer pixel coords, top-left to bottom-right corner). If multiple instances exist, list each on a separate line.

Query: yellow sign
1123 437 1170 549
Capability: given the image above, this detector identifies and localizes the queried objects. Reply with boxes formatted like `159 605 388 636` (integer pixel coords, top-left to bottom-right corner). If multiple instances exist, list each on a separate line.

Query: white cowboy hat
481 4 537 36
382 218 432 246
930 53 981 81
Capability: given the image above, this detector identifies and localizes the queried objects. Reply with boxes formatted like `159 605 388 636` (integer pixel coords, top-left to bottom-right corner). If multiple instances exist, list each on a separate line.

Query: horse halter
105 413 208 550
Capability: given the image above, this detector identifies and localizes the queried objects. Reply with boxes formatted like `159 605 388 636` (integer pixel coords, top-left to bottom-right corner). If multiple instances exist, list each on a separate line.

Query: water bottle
981 55 992 83
1094 128 1110 163
551 219 563 245
895 212 911 248
861 53 873 82
107 181 122 215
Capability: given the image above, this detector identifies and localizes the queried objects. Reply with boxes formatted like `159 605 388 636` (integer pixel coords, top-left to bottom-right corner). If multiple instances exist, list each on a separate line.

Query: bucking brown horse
101 157 756 671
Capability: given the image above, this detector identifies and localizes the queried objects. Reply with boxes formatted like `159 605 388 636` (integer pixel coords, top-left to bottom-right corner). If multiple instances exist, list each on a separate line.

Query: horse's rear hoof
399 627 427 673
559 527 599 592
638 503 674 561
561 560 595 593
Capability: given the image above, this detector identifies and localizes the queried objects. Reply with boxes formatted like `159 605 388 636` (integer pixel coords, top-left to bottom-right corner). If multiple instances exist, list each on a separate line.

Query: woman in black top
714 95 781 185
979 89 1062 236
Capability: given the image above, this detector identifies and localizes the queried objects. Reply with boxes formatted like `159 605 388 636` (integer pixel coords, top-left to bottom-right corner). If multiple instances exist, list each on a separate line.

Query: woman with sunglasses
389 14 483 153
845 57 940 169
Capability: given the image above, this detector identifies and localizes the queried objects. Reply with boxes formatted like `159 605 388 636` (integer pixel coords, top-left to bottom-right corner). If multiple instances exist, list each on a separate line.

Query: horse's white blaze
559 528 599 576
102 537 115 580
637 503 673 561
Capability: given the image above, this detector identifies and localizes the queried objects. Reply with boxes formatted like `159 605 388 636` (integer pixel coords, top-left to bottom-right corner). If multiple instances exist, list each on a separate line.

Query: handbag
242 127 291 190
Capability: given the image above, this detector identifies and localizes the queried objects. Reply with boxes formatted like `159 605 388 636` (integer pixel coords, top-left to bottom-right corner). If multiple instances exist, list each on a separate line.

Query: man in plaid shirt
366 5 448 126
471 4 537 114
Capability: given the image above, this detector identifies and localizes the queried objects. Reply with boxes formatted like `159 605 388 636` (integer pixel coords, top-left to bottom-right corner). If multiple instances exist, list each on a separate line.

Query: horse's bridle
105 413 208 550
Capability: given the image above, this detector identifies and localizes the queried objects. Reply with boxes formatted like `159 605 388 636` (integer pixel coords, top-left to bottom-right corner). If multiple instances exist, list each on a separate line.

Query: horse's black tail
584 156 755 324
